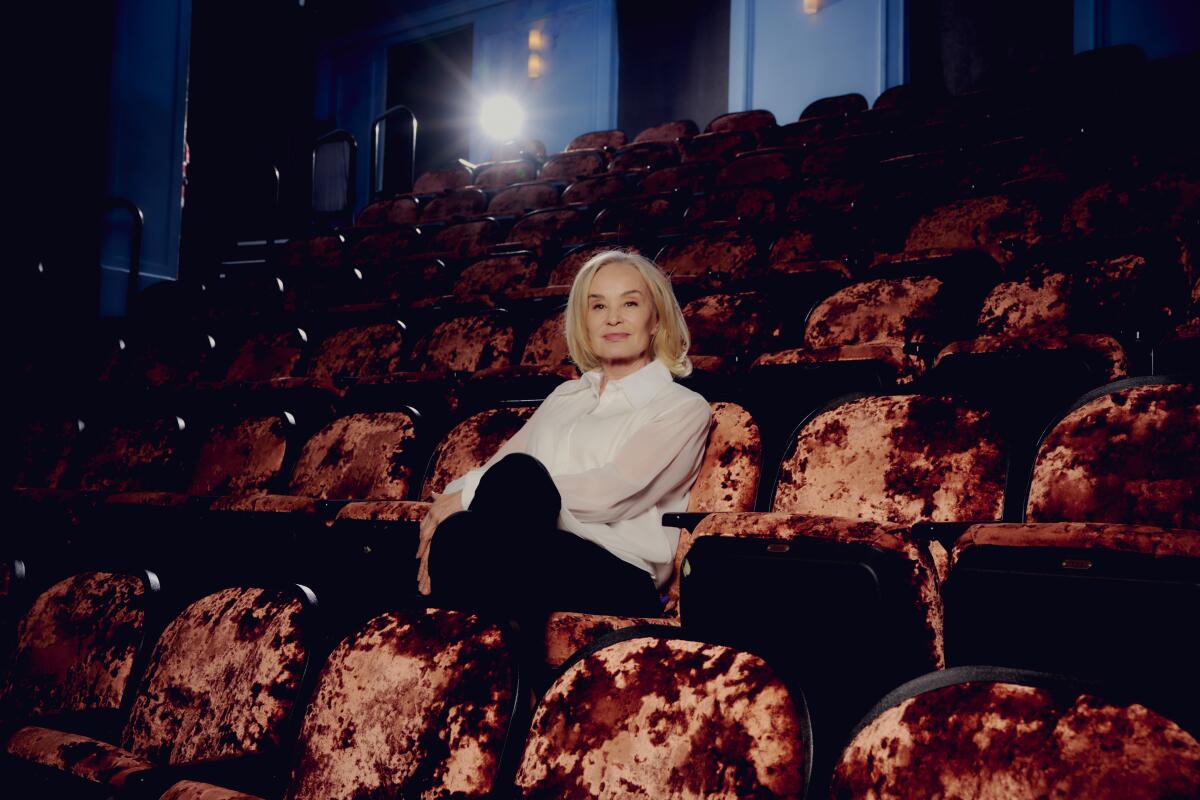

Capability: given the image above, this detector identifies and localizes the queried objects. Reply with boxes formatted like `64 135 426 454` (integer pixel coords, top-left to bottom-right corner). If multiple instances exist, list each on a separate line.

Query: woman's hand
416 490 463 596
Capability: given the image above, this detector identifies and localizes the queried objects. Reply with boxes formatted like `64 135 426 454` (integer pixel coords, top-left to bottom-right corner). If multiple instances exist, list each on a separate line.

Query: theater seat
413 165 473 195
607 142 679 173
655 231 760 290
467 308 577 401
427 219 505 262
420 187 488 223
355 195 419 228
472 158 539 190
4 586 315 796
0 571 155 731
154 608 520 800
681 292 779 379
514 631 810 800
831 667 1200 799
565 129 626 151
486 181 561 218
539 150 608 182
560 174 634 208
632 119 698 144
800 92 868 119
679 130 756 164
504 208 592 257
705 109 776 134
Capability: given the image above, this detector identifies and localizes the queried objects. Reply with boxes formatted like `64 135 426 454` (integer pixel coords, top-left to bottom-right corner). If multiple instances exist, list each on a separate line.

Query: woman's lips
603 333 630 341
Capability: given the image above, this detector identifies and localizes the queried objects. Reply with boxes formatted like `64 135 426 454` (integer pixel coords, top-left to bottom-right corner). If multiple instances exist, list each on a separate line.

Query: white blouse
442 359 711 588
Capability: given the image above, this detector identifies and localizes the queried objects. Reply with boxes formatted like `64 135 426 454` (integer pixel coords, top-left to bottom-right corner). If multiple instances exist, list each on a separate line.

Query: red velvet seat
641 161 718 195
560 174 635 207
471 158 539 190
654 231 760 290
565 129 626 151
486 181 561 217
419 187 488 223
413 165 473 194
679 130 757 164
800 92 868 119
539 149 608 182
355 195 419 227
607 141 679 173
632 119 698 144
705 109 776 134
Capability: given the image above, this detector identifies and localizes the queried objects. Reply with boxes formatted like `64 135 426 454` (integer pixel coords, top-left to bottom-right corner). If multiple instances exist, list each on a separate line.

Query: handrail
312 129 357 225
370 105 418 200
106 196 144 313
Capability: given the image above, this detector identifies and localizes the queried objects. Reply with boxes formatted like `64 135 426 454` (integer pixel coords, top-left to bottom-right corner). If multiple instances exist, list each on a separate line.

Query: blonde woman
417 250 710 616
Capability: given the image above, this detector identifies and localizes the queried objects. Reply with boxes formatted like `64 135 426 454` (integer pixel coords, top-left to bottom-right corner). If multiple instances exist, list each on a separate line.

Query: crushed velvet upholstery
509 209 591 253
897 193 1045 265
99 332 217 390
831 680 1200 799
5 588 309 786
307 322 407 382
542 613 679 669
374 259 446 306
782 176 864 216
561 175 633 206
684 187 778 228
592 196 684 238
681 293 776 370
347 230 416 270
800 92 868 118
283 609 515 800
680 131 756 163
935 333 1129 381
540 150 608 181
280 411 417 502
487 182 560 217
12 417 77 489
1061 181 1132 239
473 159 539 189
453 254 540 299
420 188 488 223
223 330 306 384
642 163 718 195
184 416 288 498
706 109 777 134
515 636 806 799
334 498 430 524
716 149 806 188
121 588 308 764
949 522 1200 571
774 395 1007 526
420 406 536 500
632 119 699 144
768 229 853 279
752 276 948 384
409 314 515 373
430 220 504 261
1 572 146 722
160 780 264 800
1027 382 1200 529
1083 251 1191 336
356 196 419 227
566 129 627 151
608 142 679 173
5 726 153 787
72 417 189 493
278 236 344 271
413 166 473 194
547 245 642 288
656 232 758 282
519 310 573 371
693 512 945 666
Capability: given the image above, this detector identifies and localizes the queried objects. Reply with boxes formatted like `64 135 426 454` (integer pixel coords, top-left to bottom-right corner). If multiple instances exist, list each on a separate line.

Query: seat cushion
160 780 265 800
5 725 152 787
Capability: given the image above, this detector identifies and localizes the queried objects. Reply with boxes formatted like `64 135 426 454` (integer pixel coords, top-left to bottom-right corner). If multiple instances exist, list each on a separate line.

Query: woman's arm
552 396 711 525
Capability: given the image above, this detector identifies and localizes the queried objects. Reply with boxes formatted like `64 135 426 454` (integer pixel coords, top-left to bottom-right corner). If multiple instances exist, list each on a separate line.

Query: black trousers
428 453 661 618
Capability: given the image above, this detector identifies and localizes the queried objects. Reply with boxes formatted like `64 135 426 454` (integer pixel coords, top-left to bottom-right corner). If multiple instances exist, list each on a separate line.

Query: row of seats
3 574 1198 798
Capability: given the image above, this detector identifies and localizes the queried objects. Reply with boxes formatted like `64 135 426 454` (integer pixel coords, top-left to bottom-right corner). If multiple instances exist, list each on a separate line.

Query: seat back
515 633 808 799
772 394 1007 525
409 313 516 373
453 254 541 299
413 166 473 194
120 587 313 765
632 119 698 144
187 415 289 497
803 276 950 349
70 416 192 493
539 150 608 181
1 571 152 723
287 410 418 500
565 129 626 151
420 405 537 501
1026 379 1200 528
284 609 518 800
308 321 407 382
223 329 309 384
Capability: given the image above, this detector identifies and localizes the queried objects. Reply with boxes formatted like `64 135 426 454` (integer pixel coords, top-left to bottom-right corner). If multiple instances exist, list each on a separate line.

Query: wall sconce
804 0 819 13
529 28 545 51
528 53 544 79
528 22 549 79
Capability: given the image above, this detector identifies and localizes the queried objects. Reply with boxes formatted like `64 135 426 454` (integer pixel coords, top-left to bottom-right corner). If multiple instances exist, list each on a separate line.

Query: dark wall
617 0 730 136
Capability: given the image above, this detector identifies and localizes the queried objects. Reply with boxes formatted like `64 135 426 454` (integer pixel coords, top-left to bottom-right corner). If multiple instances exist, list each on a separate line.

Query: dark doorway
616 0 730 137
388 26 475 176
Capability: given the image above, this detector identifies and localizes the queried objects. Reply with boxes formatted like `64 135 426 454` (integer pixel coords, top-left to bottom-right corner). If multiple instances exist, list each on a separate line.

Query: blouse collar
580 359 673 409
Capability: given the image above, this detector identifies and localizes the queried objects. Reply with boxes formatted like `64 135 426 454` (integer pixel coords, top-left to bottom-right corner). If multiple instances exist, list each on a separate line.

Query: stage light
480 95 524 141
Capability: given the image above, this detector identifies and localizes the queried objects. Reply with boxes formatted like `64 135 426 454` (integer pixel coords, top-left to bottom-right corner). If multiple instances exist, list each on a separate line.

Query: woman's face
586 261 659 375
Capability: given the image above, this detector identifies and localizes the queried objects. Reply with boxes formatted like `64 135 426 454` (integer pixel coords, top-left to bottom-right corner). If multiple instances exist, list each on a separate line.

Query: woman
417 250 711 617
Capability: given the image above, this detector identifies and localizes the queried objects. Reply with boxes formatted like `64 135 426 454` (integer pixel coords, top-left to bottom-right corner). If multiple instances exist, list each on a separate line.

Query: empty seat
705 109 777 134
472 158 539 189
468 308 577 398
655 232 760 288
277 235 345 272
560 174 634 207
831 667 1200 799
514 632 810 799
97 327 222 391
428 219 504 262
763 116 848 149
413 165 473 194
155 608 520 800
800 92 868 118
752 275 956 387
486 181 560 217
419 187 488 223
539 149 608 182
64 413 194 499
407 312 517 375
5 586 315 793
641 162 719 195
0 571 154 728
716 148 806 189
565 129 627 151
492 137 546 162
632 119 698 144
607 142 679 173
355 195 419 227
683 186 778 229
767 225 854 283
679 130 757 163
506 208 592 257
219 327 311 386
347 228 421 272
681 292 778 376
450 253 541 301
592 194 687 240
299 319 409 388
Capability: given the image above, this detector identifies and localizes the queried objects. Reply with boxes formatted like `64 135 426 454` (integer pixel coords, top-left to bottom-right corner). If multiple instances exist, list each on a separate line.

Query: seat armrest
118 754 280 800
662 512 710 529
908 522 973 548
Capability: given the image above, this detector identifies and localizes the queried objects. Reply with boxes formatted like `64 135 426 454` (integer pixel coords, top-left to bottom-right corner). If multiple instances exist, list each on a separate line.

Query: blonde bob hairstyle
564 249 693 378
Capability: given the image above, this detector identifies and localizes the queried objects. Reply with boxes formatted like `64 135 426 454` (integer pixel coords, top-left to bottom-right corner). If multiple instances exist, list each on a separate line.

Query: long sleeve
441 408 537 508
551 396 711 525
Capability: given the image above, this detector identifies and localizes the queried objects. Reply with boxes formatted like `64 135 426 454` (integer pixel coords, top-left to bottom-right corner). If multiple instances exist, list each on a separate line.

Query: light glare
480 95 524 141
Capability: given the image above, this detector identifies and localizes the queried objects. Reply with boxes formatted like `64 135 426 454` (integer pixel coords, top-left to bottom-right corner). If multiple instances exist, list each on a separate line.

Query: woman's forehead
589 261 648 294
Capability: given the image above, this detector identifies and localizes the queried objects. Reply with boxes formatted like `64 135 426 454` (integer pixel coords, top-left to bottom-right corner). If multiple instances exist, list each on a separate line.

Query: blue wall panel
1076 0 1200 57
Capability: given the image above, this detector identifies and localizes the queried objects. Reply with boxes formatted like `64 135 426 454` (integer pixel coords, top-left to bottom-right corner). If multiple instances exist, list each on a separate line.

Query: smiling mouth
603 333 630 341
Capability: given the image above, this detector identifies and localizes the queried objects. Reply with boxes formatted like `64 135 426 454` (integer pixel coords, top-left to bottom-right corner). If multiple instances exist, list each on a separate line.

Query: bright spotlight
480 95 524 141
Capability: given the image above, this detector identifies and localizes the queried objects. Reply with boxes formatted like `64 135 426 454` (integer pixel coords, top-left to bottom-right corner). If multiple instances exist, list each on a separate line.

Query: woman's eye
624 301 638 307
592 304 604 311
